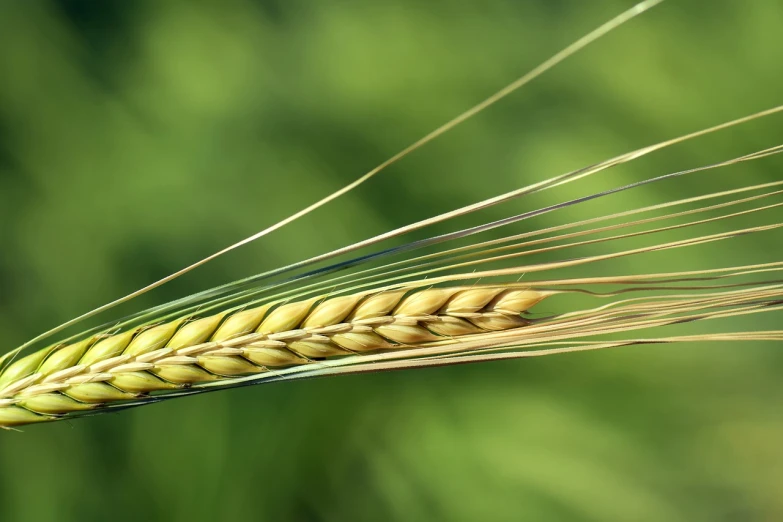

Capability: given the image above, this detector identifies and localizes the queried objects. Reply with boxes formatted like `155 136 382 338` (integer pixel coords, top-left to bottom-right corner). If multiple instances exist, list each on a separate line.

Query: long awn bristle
2 0 781 430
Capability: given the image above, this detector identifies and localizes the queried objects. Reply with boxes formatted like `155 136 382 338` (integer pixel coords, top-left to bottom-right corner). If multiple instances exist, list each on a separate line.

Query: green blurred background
1 0 782 520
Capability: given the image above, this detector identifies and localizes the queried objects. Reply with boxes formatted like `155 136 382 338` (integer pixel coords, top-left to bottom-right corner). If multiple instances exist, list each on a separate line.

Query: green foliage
0 0 781 520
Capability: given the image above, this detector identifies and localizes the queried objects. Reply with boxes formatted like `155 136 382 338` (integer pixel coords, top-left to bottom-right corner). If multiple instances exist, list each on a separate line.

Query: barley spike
0 286 546 427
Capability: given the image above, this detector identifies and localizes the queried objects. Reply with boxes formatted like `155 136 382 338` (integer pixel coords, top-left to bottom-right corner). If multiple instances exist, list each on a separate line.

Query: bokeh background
1 0 782 520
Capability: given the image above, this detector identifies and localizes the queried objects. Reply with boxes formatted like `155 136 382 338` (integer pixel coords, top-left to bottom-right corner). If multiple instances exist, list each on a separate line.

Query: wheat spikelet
0 286 547 427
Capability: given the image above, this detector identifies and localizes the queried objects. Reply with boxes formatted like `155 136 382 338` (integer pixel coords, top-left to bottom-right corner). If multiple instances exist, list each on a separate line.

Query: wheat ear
0 286 546 427
4 0 780 430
